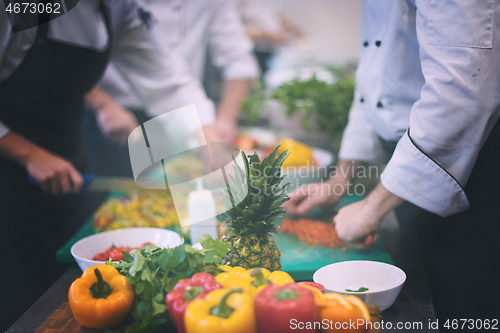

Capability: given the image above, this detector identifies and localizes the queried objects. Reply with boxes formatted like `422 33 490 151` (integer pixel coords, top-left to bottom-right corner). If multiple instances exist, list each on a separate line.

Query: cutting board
277 230 393 281
35 302 382 333
56 192 393 281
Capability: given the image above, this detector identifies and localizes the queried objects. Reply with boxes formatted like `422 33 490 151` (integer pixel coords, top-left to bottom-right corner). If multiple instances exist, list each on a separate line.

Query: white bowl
313 260 406 311
71 228 183 271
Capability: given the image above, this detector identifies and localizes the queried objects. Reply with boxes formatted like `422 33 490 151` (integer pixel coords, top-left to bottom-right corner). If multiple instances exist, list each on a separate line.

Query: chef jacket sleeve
207 0 260 81
338 91 385 164
381 0 500 217
108 0 215 126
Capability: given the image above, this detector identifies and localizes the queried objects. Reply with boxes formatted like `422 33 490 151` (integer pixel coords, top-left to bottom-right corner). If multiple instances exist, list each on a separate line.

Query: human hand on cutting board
286 180 344 215
286 159 360 215
0 132 83 195
25 147 83 195
333 182 404 247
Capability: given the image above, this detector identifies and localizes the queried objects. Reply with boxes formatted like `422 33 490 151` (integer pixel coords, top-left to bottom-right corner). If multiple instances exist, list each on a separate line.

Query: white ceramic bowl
71 228 183 271
313 260 406 311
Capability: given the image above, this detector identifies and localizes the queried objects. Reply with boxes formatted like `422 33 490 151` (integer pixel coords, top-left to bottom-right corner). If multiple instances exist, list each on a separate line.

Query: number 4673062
5 2 61 14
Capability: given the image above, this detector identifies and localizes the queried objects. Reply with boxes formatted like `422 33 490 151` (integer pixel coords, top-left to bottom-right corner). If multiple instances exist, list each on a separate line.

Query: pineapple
221 146 291 271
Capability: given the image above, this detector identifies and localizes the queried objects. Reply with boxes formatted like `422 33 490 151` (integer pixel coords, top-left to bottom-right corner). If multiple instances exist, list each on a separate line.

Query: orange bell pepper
317 293 371 333
68 265 134 330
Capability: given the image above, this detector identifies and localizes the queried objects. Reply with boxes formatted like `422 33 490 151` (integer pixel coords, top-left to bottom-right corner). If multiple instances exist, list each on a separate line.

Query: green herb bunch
105 235 229 333
271 74 354 146
242 67 355 149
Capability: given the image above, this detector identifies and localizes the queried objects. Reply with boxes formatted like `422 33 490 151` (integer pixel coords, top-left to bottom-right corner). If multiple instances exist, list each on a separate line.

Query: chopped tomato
92 243 156 261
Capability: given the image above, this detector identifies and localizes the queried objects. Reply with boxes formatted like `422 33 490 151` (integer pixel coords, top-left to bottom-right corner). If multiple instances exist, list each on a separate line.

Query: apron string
99 0 113 50
35 11 50 39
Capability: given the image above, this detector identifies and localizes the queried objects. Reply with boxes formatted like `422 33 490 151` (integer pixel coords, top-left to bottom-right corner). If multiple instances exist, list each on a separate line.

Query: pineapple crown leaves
223 146 291 237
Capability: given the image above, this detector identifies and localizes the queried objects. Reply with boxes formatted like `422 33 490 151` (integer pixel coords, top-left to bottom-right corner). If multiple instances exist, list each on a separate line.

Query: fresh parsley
104 234 229 333
345 287 369 292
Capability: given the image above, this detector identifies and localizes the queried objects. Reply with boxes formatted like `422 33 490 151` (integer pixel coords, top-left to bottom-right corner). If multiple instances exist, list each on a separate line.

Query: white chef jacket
0 0 215 139
339 0 500 217
228 0 282 52
99 0 259 110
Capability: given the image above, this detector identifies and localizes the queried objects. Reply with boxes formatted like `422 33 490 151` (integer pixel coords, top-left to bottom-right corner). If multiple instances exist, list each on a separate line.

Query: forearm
365 182 404 220
85 86 119 114
216 79 251 121
328 158 360 184
0 132 40 167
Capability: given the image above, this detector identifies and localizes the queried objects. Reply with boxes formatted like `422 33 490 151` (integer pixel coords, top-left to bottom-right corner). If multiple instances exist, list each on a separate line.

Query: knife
28 174 167 192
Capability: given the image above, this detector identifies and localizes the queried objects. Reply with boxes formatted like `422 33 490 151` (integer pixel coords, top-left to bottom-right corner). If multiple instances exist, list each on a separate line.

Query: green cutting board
277 233 393 281
56 193 393 281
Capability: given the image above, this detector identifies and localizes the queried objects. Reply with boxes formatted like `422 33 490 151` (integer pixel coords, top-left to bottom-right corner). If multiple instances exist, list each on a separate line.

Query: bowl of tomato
71 228 183 271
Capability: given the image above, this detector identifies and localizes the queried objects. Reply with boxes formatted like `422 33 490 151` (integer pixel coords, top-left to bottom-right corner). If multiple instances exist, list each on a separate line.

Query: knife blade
28 174 167 192
88 176 168 192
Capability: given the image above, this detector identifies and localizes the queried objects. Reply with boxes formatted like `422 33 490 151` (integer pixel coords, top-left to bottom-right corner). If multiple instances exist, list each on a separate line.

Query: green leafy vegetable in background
105 235 229 333
242 67 355 149
345 287 369 292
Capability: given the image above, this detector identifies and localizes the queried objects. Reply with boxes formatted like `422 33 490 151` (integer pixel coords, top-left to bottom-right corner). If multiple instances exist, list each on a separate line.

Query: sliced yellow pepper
215 266 294 298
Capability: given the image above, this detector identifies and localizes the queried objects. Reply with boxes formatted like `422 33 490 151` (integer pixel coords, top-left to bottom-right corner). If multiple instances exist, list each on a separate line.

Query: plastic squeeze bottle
188 179 218 244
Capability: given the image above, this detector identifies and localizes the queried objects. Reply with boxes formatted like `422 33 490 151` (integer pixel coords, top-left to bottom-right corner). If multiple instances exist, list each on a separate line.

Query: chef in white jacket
0 0 215 328
287 0 500 325
84 0 260 177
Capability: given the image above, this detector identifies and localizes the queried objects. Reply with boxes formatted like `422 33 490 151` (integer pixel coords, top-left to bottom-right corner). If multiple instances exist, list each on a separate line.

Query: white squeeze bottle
188 179 218 244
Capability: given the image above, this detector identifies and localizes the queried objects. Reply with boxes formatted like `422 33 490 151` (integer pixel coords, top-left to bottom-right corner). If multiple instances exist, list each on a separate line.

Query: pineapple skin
221 231 282 271
221 146 290 272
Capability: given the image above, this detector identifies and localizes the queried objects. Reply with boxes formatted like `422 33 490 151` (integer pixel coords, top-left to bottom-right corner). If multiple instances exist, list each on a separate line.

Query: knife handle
28 173 94 192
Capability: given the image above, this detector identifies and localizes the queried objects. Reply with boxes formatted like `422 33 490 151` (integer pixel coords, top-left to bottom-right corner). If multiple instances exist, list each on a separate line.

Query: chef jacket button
173 5 181 11
375 41 382 47
360 97 364 103
376 101 383 108
363 41 368 47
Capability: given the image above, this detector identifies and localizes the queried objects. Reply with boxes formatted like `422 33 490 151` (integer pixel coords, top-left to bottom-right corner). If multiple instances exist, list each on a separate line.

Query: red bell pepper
166 272 222 333
254 283 316 333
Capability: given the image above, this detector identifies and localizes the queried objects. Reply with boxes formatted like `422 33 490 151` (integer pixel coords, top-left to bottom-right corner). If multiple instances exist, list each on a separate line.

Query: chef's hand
86 86 139 145
96 103 138 146
286 179 344 215
215 116 238 143
0 132 83 195
25 148 84 195
334 182 404 246
286 159 360 215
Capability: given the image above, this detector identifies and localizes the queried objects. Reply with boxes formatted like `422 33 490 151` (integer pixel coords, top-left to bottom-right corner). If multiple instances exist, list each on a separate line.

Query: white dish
71 228 183 271
313 260 406 311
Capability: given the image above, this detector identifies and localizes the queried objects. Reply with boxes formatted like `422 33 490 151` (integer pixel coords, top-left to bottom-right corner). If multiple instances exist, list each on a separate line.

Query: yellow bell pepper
215 266 294 297
185 288 256 333
68 265 134 330
278 138 315 168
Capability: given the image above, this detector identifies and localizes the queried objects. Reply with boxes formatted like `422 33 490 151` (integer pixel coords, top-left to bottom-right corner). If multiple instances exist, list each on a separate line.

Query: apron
0 3 112 328
387 120 500 325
